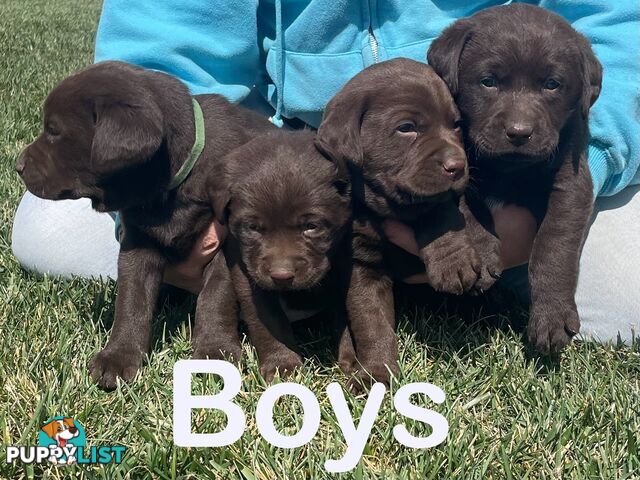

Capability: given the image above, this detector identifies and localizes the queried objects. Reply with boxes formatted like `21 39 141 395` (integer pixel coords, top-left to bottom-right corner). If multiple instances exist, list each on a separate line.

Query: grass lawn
1 1 639 478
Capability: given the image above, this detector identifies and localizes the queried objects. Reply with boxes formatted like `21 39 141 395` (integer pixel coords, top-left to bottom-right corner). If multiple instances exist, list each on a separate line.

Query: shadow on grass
396 282 528 344
84 282 197 351
395 282 567 373
289 281 539 370
76 271 568 375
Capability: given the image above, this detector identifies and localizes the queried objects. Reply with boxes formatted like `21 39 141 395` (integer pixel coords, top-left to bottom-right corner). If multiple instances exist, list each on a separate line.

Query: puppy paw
471 248 502 294
422 244 480 294
527 304 580 354
346 361 398 394
88 346 144 390
259 350 303 382
192 336 242 363
337 353 358 377
336 339 358 376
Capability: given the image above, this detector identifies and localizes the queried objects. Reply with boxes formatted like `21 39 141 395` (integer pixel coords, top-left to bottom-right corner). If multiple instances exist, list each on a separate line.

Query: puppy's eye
543 78 561 90
303 223 321 237
247 223 262 233
480 77 497 88
45 124 61 137
396 122 417 134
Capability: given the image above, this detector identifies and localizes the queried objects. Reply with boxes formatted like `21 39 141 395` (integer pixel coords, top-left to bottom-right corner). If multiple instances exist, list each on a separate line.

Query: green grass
1 1 639 478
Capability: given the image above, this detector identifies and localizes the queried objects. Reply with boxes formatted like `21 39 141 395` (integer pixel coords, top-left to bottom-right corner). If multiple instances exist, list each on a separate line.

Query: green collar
168 98 205 190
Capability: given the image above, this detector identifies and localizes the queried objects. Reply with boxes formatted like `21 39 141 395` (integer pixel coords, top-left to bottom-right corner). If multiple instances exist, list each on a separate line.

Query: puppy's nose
270 268 295 281
442 158 465 181
505 123 533 145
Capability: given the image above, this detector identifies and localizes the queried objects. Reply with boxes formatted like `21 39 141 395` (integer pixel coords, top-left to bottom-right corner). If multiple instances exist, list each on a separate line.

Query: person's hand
383 204 537 284
163 221 227 294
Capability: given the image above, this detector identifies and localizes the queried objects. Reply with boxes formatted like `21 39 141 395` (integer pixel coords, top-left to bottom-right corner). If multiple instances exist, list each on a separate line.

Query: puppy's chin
390 182 464 207
250 266 329 292
474 147 556 172
386 170 468 204
27 185 80 202
88 189 136 212
90 198 111 212
472 134 558 166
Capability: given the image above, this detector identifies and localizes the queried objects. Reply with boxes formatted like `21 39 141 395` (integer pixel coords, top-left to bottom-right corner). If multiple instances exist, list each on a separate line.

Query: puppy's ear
315 88 367 177
91 98 163 170
577 38 602 119
427 19 474 96
207 169 231 225
212 188 231 225
41 421 57 439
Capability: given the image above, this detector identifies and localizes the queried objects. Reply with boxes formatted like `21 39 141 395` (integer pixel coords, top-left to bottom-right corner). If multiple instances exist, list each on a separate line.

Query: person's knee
11 192 119 279
11 193 42 271
578 293 640 345
576 186 640 345
577 269 640 344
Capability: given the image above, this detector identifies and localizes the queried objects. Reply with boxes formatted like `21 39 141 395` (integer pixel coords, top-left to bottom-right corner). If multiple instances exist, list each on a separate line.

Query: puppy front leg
329 300 358 376
346 264 398 389
458 194 503 293
89 245 165 390
415 199 481 294
327 249 357 375
193 250 241 361
230 265 302 381
527 153 593 353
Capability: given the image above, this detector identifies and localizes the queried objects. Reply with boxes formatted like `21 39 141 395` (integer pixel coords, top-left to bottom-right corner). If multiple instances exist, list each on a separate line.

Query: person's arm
384 204 537 283
95 0 260 102
539 0 640 196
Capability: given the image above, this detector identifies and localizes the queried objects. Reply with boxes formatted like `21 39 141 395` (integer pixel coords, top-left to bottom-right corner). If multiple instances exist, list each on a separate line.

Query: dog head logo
41 418 79 447
38 416 86 465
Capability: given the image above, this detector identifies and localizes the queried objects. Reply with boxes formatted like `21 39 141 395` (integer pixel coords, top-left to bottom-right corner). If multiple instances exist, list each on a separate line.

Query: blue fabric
95 0 640 196
107 211 120 242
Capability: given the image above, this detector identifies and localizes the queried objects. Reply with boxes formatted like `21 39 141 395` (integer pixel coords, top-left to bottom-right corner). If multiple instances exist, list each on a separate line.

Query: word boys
174 360 448 473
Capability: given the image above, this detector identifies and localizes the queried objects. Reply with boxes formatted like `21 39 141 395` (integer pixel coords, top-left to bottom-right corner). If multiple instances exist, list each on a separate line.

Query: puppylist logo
6 416 126 466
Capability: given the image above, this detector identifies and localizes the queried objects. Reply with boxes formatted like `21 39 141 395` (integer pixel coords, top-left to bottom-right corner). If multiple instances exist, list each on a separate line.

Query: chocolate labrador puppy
210 130 353 380
315 58 501 384
427 4 602 353
16 61 274 388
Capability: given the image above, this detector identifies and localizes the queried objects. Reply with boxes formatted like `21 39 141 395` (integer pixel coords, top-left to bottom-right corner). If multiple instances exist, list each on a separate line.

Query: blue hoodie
95 0 640 197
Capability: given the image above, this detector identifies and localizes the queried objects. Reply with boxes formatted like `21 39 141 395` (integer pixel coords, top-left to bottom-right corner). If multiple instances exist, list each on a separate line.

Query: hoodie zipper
368 0 379 63
368 25 379 63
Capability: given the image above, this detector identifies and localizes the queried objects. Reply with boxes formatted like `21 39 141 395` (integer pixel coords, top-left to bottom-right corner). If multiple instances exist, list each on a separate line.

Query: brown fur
427 4 602 352
210 130 354 380
315 58 502 386
16 61 275 388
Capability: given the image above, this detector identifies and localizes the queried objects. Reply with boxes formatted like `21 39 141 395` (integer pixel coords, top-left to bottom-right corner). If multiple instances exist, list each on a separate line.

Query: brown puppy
16 61 274 388
210 130 353 380
428 4 602 353
315 58 501 385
